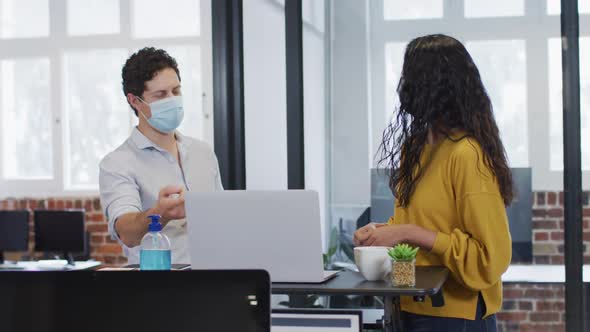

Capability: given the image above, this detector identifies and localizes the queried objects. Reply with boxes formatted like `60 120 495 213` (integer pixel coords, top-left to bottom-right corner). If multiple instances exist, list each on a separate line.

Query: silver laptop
185 190 338 283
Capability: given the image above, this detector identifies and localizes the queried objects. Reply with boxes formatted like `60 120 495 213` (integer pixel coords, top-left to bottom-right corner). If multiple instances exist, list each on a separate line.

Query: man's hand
114 185 186 248
154 185 185 224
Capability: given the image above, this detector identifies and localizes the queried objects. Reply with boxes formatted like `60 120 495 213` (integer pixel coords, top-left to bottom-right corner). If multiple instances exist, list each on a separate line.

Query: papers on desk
37 260 69 270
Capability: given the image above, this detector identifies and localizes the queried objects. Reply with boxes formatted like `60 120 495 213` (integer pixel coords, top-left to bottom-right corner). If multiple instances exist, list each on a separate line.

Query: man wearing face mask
99 47 223 265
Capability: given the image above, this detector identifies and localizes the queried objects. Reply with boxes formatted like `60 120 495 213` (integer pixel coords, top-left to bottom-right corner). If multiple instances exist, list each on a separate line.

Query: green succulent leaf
388 243 419 261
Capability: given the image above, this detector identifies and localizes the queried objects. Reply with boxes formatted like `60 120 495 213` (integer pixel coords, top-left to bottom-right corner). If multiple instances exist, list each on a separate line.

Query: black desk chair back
0 269 271 332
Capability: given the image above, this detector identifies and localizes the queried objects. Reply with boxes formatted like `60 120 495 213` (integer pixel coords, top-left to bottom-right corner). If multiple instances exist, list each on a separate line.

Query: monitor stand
64 252 75 266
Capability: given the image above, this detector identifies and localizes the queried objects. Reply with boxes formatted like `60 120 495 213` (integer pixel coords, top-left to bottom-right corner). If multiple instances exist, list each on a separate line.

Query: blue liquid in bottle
140 250 171 270
139 215 171 271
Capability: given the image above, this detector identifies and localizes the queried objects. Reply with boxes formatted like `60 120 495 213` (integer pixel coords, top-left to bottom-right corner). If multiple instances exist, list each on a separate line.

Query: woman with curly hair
354 34 513 331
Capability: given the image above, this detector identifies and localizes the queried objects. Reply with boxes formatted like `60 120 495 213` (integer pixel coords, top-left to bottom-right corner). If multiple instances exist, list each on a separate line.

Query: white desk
0 260 101 271
503 264 590 283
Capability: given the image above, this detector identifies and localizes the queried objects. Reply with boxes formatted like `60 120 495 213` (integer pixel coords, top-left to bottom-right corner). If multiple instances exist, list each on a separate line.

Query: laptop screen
272 309 362 332
0 270 270 332
186 191 325 283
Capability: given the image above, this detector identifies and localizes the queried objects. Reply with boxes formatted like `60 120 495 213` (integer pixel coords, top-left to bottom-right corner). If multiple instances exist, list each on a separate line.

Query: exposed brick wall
532 191 590 264
0 197 127 267
496 191 589 331
498 284 566 332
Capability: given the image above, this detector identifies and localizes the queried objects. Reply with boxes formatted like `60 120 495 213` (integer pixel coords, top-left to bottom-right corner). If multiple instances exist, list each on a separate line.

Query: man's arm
100 155 185 248
115 185 185 248
114 210 156 248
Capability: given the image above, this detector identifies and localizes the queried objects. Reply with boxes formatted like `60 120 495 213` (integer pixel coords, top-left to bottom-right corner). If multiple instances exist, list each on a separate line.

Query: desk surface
503 264 590 283
0 260 101 271
272 267 448 297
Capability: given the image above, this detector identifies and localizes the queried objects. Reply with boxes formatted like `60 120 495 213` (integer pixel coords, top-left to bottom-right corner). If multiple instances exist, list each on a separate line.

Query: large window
384 38 530 169
374 0 590 190
0 0 212 197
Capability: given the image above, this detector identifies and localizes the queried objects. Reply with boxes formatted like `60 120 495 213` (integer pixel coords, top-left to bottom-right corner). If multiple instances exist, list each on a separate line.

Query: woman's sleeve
429 142 512 291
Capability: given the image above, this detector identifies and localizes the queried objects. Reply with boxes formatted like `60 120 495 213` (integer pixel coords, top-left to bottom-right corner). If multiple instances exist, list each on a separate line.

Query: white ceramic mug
354 246 392 281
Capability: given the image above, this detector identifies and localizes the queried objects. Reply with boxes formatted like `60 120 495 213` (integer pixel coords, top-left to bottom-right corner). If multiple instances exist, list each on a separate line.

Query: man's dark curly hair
378 34 514 207
122 47 181 116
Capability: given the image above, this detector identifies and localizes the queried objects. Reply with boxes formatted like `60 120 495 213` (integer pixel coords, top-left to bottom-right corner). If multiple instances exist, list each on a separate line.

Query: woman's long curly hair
379 34 513 207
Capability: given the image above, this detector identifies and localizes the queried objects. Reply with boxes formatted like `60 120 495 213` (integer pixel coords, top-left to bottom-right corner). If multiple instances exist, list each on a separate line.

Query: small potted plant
388 244 419 287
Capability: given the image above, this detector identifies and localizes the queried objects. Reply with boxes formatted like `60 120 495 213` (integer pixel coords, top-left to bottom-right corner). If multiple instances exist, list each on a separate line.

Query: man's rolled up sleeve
99 158 142 244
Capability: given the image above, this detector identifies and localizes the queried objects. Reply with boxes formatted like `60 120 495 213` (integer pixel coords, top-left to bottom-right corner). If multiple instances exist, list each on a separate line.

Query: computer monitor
34 210 85 265
272 309 362 332
0 270 271 332
370 168 395 224
506 168 533 263
0 210 30 264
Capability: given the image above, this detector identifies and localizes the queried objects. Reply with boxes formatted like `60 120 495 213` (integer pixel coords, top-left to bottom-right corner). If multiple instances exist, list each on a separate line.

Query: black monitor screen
0 270 270 332
34 210 85 252
0 211 30 251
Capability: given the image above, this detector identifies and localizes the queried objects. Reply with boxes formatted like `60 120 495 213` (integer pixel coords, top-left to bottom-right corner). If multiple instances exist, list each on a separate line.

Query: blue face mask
137 95 184 133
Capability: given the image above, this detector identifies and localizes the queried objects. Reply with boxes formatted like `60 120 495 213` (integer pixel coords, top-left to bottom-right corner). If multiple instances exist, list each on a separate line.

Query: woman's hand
353 223 385 246
363 224 409 247
356 223 438 250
